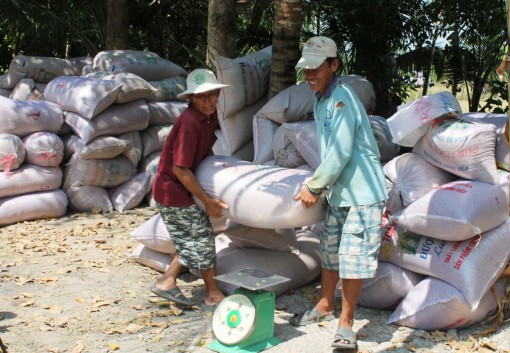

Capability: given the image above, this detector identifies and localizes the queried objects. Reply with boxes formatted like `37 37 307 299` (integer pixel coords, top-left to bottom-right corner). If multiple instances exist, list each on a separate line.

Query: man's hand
204 197 228 218
294 187 320 208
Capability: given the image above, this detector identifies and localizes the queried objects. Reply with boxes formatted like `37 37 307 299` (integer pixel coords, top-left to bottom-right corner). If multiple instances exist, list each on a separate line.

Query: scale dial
212 293 257 345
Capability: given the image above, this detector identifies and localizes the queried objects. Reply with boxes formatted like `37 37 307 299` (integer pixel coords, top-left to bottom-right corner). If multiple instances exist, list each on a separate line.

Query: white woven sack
64 99 150 144
128 244 174 273
0 133 25 172
147 101 187 125
388 277 505 330
272 125 306 168
44 76 123 120
194 155 325 229
387 91 462 147
130 212 230 254
141 124 173 158
461 112 509 171
93 50 161 71
79 136 127 160
0 95 63 137
9 78 43 100
218 98 266 156
284 121 320 170
68 56 93 75
356 262 425 310
379 217 510 310
117 131 143 166
391 179 508 241
383 152 456 214
222 223 299 253
22 132 64 167
252 114 279 164
216 230 321 296
339 75 376 114
0 164 62 199
66 182 113 213
109 171 150 212
138 151 161 195
368 115 400 162
0 189 68 226
231 139 255 162
413 117 499 185
63 154 137 190
212 129 230 156
147 76 187 102
256 83 314 124
213 46 272 119
85 71 158 104
109 57 187 81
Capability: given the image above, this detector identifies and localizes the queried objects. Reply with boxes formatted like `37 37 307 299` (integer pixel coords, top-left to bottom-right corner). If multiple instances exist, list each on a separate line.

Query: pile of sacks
350 92 510 331
0 50 189 222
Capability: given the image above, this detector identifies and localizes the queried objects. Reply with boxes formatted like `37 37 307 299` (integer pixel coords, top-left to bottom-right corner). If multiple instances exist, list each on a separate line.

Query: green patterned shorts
156 203 216 269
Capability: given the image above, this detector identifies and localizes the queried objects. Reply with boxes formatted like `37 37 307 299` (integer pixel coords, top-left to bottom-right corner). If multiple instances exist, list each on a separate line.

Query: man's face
303 59 339 96
190 89 221 117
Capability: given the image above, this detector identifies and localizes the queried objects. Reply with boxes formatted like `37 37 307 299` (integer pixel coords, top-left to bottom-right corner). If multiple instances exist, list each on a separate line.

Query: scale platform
208 269 290 353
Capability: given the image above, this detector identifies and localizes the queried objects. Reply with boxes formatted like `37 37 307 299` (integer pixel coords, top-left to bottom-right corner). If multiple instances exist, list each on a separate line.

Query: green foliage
480 79 509 113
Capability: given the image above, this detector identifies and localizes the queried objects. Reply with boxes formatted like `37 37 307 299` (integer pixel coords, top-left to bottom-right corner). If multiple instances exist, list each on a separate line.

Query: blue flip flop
289 307 335 326
150 286 194 307
331 327 357 349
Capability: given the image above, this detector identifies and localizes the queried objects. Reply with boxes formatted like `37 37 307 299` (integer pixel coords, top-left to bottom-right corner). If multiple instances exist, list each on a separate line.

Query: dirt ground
1 207 509 353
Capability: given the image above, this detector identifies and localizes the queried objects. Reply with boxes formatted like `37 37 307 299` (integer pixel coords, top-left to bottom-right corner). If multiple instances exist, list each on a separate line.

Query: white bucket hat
295 36 338 70
176 68 229 99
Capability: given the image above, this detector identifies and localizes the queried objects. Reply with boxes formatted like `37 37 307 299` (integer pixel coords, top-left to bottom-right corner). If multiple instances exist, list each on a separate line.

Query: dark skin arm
173 165 228 219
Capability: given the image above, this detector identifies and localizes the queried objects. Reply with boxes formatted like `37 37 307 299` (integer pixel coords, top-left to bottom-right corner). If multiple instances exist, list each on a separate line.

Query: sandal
331 327 357 349
289 307 335 326
150 286 194 307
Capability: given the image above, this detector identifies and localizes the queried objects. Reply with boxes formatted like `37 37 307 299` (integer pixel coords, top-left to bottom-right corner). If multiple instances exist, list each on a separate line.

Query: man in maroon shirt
150 69 229 310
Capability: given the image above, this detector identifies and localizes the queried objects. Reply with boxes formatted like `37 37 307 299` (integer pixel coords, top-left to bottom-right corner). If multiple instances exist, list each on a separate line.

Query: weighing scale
207 268 290 353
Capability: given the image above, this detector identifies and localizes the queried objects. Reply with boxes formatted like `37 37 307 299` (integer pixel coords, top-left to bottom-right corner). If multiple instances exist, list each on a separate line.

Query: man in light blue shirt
290 36 387 350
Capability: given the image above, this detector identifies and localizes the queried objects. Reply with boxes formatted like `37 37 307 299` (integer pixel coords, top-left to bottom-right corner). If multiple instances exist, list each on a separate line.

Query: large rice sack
66 182 113 213
130 212 230 254
217 99 266 156
387 91 462 147
22 132 64 168
0 189 68 226
0 95 63 137
0 55 83 89
63 154 137 190
215 230 321 296
79 136 128 160
390 179 508 241
255 83 314 124
339 75 376 114
461 112 510 171
108 57 187 81
379 217 510 310
138 151 160 195
368 115 400 162
388 277 506 331
147 76 187 102
252 114 280 164
117 131 143 166
213 46 272 119
284 121 320 170
109 171 150 212
44 76 123 120
92 50 161 71
383 152 456 214
194 155 325 229
0 133 25 173
0 164 62 198
147 101 187 125
221 223 299 253
413 117 499 184
64 99 150 144
0 88 11 97
85 71 158 104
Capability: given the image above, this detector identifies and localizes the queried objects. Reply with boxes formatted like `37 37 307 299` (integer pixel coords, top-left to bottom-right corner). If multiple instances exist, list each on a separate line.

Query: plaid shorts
156 203 216 269
320 201 384 279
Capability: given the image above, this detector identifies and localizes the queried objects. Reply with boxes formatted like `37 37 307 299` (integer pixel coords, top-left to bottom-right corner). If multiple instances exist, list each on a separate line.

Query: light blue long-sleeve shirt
307 76 387 207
